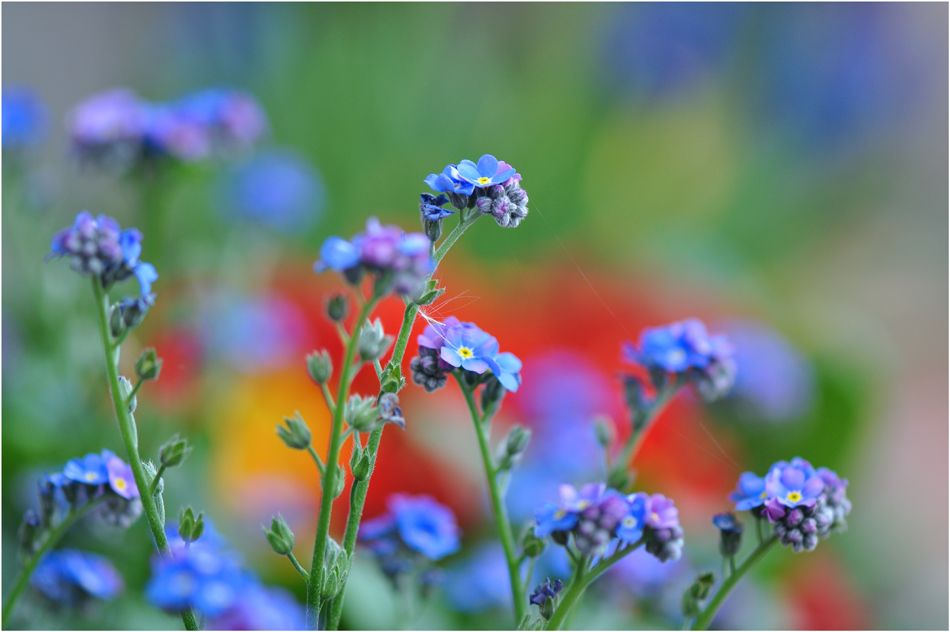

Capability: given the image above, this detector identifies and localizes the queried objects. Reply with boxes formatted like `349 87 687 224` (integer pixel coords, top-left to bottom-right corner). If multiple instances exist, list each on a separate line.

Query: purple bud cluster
48 211 157 297
315 218 433 297
728 457 851 553
68 87 267 171
534 483 684 562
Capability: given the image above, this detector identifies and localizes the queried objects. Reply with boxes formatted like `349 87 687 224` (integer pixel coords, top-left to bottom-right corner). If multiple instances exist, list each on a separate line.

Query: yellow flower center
115 478 127 491
476 176 492 186
458 347 474 359
786 491 802 503
759 491 768 499
623 516 638 528
85 472 97 481
650 512 660 523
554 509 566 519
577 501 590 510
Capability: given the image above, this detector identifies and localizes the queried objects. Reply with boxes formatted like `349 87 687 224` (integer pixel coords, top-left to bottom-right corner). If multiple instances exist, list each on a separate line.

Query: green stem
545 541 645 630
455 374 526 624
2 497 105 626
691 537 778 630
306 296 376 628
324 214 480 630
307 445 326 476
288 552 311 582
616 380 683 489
91 279 199 631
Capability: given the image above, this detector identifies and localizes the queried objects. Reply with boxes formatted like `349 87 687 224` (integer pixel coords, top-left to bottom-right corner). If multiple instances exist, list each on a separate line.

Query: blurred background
2 3 947 629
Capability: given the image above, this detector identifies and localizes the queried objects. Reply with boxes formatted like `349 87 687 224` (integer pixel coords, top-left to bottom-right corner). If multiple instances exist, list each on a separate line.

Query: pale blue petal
476 154 498 177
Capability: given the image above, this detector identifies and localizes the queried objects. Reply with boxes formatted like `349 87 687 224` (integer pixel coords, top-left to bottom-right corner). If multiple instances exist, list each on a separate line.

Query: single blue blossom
729 472 768 511
439 323 499 374
146 540 247 617
315 237 360 272
486 352 523 392
424 165 475 196
2 85 48 151
534 502 580 538
456 154 516 189
420 193 455 221
31 549 123 606
390 494 461 560
765 459 825 508
529 577 563 606
618 493 648 543
63 453 109 486
104 453 139 500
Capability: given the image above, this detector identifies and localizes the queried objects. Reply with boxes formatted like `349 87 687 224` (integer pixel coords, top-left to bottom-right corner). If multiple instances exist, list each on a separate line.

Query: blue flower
207 583 306 631
31 549 123 606
146 541 246 616
765 459 825 508
315 236 360 272
618 493 648 543
529 577 563 606
424 165 475 196
439 323 499 374
456 155 516 189
2 85 48 150
63 453 109 486
217 149 324 233
420 193 455 221
486 351 523 392
104 453 139 500
390 494 461 560
534 502 579 538
730 472 768 511
444 545 513 613
134 262 158 296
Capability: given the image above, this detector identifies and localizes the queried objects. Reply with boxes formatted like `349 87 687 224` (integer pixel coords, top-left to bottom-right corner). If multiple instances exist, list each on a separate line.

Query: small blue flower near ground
31 549 123 606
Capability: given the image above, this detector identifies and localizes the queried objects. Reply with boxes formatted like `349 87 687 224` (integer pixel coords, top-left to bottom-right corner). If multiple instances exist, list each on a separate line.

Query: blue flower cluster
20 450 143 559
2 85 48 152
410 316 523 394
425 154 529 228
30 548 123 608
67 87 267 171
623 318 736 402
48 211 158 297
315 217 433 297
729 457 851 553
535 483 684 562
146 522 305 628
360 494 461 583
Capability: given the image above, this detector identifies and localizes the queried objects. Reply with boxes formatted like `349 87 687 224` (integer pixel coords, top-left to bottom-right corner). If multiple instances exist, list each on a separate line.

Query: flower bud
377 393 405 431
143 461 165 524
19 509 42 556
624 377 650 432
37 478 57 527
277 412 312 450
135 348 162 381
540 598 555 621
178 507 204 543
505 425 531 458
352 453 371 481
423 218 443 243
306 350 333 385
413 280 445 307
681 570 716 618
159 433 192 468
326 293 350 322
712 512 744 557
358 319 393 362
480 376 505 413
263 514 295 556
521 527 546 558
551 530 569 547
109 303 127 339
593 416 614 449
117 375 136 413
344 395 378 433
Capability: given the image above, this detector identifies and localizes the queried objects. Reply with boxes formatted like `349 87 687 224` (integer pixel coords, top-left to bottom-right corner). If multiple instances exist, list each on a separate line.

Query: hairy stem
306 297 375 628
91 279 198 631
691 536 778 630
1 497 106 626
455 374 526 624
288 552 311 582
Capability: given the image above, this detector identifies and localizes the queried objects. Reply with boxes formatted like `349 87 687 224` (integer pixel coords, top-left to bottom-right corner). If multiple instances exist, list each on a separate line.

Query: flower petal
476 154 498 177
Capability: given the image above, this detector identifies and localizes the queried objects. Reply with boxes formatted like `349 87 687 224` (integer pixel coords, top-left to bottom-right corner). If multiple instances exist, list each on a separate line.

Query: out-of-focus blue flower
145 540 247 617
534 502 579 538
173 88 268 152
486 352 523 392
610 546 681 594
603 3 746 99
2 85 48 151
68 89 148 169
420 193 455 221
730 472 768 511
455 155 516 189
424 165 475 196
314 218 433 296
753 4 908 151
104 453 139 500
529 577 563 606
217 149 324 233
765 459 824 508
360 494 461 562
63 452 109 486
444 545 512 613
718 320 815 423
200 293 307 374
31 549 123 606
206 583 306 631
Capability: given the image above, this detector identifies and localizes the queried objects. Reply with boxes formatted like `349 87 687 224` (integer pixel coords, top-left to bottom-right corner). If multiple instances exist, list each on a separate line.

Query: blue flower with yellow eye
439 324 499 374
765 460 825 508
456 155 516 189
730 472 768 511
63 453 109 486
534 502 579 538
618 493 648 543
